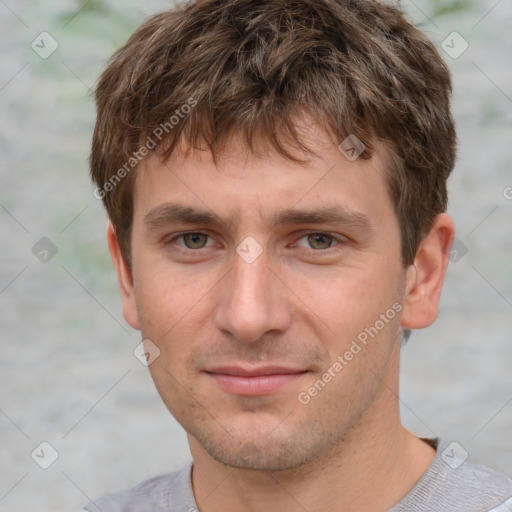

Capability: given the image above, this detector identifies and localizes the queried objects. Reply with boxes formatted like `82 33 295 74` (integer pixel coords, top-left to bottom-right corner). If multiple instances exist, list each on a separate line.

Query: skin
108 122 455 512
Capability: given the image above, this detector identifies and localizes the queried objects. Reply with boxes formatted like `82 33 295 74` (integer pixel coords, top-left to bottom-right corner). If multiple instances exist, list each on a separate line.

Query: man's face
124 127 408 470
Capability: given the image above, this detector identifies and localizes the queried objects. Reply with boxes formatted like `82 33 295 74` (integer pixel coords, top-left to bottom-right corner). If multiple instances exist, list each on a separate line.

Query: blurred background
1 0 511 510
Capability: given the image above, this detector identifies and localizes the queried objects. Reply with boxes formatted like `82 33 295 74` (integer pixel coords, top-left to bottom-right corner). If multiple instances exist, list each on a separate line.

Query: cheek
132 261 218 373
133 256 205 328
289 262 397 336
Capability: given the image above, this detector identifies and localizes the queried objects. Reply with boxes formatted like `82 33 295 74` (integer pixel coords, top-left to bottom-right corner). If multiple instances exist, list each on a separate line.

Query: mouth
204 365 310 396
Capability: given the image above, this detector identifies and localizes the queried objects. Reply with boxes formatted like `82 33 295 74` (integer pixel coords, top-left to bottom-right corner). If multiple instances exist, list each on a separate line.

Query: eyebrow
271 206 372 232
144 203 373 233
145 204 225 231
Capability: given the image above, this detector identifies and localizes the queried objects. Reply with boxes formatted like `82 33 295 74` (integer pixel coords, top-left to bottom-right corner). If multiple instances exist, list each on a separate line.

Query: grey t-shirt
82 439 512 512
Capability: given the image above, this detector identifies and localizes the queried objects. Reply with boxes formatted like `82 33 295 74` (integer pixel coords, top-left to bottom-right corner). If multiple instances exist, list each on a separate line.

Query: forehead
132 126 395 232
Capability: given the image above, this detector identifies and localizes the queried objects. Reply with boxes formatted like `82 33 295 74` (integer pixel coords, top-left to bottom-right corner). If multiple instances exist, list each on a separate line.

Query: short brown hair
90 0 456 266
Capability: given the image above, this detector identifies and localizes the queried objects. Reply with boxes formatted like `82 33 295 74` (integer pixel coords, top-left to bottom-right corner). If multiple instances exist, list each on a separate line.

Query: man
84 0 512 510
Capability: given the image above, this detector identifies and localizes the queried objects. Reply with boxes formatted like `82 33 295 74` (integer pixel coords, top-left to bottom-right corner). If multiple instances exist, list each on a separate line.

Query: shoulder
391 439 512 512
448 459 512 511
81 462 195 512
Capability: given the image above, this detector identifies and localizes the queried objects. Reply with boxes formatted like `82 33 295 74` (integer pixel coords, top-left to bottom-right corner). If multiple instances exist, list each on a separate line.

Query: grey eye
182 233 209 249
307 233 334 250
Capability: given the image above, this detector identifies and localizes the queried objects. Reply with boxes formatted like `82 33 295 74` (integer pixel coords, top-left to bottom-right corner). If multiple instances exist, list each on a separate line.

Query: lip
204 365 309 396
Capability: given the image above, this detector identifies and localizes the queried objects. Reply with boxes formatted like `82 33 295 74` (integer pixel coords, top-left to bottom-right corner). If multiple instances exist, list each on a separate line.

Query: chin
189 419 336 471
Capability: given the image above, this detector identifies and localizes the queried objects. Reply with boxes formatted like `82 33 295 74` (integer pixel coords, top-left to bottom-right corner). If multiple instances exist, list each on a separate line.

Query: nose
213 247 293 344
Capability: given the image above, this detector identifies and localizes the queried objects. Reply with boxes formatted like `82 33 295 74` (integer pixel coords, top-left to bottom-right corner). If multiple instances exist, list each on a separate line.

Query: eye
173 232 213 249
295 232 339 250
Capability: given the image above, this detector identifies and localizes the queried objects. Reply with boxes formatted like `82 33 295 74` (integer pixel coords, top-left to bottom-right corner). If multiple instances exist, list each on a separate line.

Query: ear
107 222 140 330
401 213 455 330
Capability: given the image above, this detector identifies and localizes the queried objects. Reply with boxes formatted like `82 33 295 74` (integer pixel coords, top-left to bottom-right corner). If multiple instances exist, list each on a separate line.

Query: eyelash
166 231 345 252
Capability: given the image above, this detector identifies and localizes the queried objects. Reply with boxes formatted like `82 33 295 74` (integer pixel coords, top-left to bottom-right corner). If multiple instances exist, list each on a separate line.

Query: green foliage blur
429 0 473 17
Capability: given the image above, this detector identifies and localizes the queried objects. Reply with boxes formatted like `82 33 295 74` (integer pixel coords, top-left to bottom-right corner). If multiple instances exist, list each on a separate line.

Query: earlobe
400 213 455 330
106 222 140 330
